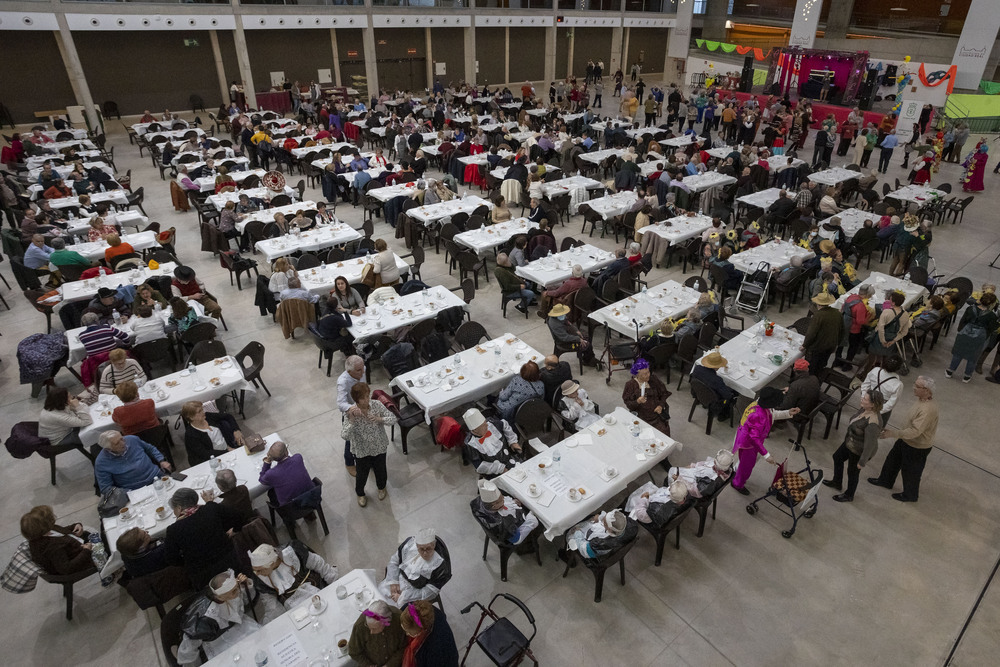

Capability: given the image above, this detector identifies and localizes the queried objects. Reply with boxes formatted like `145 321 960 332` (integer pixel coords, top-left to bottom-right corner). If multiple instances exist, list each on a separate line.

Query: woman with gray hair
348 600 407 667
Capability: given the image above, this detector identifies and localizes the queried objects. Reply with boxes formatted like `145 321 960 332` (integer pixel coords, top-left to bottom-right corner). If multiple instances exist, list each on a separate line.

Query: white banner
788 0 823 49
951 0 1000 90
667 0 694 60
893 99 927 143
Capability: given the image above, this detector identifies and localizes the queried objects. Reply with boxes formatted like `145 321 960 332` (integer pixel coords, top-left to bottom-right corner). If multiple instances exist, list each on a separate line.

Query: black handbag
97 487 129 518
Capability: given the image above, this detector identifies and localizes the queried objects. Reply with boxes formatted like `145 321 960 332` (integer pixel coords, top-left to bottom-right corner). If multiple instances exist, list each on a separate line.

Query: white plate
525 485 542 498
481 370 493 379
566 491 583 503
534 457 553 472
603 415 617 425
308 598 328 615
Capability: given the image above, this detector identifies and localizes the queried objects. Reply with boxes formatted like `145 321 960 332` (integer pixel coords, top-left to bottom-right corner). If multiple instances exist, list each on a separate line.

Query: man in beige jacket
868 376 939 502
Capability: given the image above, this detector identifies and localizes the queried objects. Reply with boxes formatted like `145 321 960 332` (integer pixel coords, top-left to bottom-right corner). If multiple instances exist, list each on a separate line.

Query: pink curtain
798 57 853 93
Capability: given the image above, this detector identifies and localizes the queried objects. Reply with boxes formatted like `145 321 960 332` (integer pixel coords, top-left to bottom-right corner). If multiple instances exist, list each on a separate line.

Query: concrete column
621 27 631 75
544 25 556 86
53 30 83 106
824 0 854 40
232 16 257 109
330 28 343 87
566 27 575 79
703 0 728 42
609 26 623 76
362 25 379 100
54 15 97 130
504 27 510 86
668 0 694 61
464 26 477 87
209 30 229 105
425 27 434 91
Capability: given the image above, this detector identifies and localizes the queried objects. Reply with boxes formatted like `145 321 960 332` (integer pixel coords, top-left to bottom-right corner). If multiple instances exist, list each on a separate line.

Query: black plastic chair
561 528 639 603
160 594 206 667
688 377 734 435
184 340 228 367
234 341 271 414
513 399 564 449
266 477 329 540
473 513 542 583
692 478 731 537
453 321 490 351
640 504 694 566
38 566 98 620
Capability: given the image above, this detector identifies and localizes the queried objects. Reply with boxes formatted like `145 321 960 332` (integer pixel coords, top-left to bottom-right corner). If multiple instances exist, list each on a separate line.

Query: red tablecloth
255 91 291 114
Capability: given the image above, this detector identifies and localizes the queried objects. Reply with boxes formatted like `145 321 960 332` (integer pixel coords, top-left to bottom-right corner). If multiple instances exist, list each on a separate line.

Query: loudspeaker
739 55 754 93
857 69 879 111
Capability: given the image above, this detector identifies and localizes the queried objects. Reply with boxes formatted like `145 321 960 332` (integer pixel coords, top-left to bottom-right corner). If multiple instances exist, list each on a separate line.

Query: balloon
904 56 911 63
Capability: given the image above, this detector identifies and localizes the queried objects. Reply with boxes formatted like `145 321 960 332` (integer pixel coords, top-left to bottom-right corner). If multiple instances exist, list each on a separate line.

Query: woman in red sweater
112 381 160 436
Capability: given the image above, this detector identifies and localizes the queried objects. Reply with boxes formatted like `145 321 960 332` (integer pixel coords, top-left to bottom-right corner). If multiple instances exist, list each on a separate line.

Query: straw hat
701 349 728 369
548 304 571 318
812 292 836 306
560 379 580 395
818 239 836 255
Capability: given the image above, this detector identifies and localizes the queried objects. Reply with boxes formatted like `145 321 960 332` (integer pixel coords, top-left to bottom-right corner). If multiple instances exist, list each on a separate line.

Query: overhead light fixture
746 3 759 5
889 6 908 10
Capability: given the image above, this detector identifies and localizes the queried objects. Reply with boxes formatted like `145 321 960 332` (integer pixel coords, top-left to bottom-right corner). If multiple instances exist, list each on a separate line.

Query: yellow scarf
739 401 759 426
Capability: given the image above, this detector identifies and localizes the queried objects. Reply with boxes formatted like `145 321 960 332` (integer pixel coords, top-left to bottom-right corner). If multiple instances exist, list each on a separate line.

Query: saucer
603 415 617 425
308 599 328 615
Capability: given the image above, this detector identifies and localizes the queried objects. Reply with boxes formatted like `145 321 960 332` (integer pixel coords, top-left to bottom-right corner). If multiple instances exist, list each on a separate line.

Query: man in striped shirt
78 312 130 357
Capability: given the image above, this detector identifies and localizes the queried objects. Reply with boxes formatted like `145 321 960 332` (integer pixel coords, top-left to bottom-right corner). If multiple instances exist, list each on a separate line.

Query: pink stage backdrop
799 57 854 94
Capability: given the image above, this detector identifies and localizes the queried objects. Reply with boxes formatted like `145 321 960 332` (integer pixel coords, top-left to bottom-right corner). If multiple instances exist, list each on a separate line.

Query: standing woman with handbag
862 291 910 376
946 292 999 383
342 382 397 507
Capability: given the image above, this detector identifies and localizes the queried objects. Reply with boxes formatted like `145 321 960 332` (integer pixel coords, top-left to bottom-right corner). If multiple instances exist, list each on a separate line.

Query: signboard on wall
435 62 446 76
269 71 285 87
951 0 1000 89
893 99 926 143
789 0 823 49
317 69 332 84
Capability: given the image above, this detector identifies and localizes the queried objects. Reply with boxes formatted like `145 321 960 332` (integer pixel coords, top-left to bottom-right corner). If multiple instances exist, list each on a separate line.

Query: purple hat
630 358 650 376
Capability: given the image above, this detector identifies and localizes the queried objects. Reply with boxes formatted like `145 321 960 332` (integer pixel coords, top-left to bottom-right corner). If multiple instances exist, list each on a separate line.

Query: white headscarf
401 538 444 580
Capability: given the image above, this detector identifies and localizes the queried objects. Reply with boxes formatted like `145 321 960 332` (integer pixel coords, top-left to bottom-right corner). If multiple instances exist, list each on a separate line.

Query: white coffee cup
568 488 579 500
528 483 538 495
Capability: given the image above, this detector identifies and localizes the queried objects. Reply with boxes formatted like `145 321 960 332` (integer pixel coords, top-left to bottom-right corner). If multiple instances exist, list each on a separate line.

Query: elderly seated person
100 348 147 394
547 303 598 367
463 408 522 477
279 276 319 304
470 479 539 546
666 450 735 499
84 287 131 325
172 265 223 320
94 429 172 494
780 358 821 415
564 509 636 560
539 354 573 403
20 505 95 576
691 349 738 421
710 246 743 291
622 358 672 436
200 469 257 527
558 379 600 429
125 304 168 345
116 527 171 578
259 441 316 507
164 488 244 590
23 234 55 274
495 361 544 421
494 253 536 314
175 570 267 664
180 401 245 466
111 380 160 436
378 528 452 607
625 479 692 525
38 386 92 447
78 313 131 361
348 601 408 667
49 237 94 273
248 542 339 610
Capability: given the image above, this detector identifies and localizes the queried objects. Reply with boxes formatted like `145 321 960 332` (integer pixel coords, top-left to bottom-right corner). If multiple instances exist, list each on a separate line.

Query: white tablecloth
681 171 737 193
255 224 361 262
235 202 312 234
79 355 252 446
822 207 872 242
48 190 129 210
45 139 97 152
406 196 493 226
586 191 638 221
835 272 927 310
41 129 89 141
760 156 805 170
458 150 511 167
637 213 713 247
132 120 189 136
390 334 545 423
810 167 861 186
181 156 249 175
454 218 537 256
195 168 266 193
171 147 235 168
515 244 617 290
69 231 159 262
291 142 355 159
26 151 103 170
208 186 297 211
495 407 680 540
736 187 783 211
589 280 703 339
203 568 386 666
491 164 560 180
729 239 815 274
578 148 624 165
346 286 466 342
59 262 178 304
663 135 703 149
696 321 804 398
338 168 384 187
887 185 946 204
540 175 604 214
66 301 210 365
64 211 147 237
368 181 422 203
28 161 113 181
102 432 278 552
299 254 409 294
310 153 375 171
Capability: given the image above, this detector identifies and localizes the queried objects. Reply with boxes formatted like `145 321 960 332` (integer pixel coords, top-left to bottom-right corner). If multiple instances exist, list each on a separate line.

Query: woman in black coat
399 599 459 667
179 401 244 466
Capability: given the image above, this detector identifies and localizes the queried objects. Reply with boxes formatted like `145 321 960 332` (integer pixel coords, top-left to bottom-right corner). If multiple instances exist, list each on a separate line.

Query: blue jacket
95 435 164 493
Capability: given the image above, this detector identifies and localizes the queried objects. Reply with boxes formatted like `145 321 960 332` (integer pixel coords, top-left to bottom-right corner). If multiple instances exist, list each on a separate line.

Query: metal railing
474 0 553 7
242 0 365 5
371 0 468 6
849 12 964 36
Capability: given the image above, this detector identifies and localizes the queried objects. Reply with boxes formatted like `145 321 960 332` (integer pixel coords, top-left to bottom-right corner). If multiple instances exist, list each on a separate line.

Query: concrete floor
1 101 999 667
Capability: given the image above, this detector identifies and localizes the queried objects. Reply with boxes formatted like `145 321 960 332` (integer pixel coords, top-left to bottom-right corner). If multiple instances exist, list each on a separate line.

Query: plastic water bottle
494 346 502 369
153 302 162 313
552 448 561 469
111 309 120 323
209 455 220 473
698 207 704 216
68 209 75 220
187 361 197 376
320 261 326 271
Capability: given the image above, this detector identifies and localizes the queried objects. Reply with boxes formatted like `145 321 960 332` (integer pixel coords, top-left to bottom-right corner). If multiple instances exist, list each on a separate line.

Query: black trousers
805 348 834 375
355 453 387 497
831 442 861 498
875 439 931 500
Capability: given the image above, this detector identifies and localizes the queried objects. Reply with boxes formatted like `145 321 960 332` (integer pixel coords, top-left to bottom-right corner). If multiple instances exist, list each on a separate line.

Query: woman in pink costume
962 143 988 193
731 386 800 495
